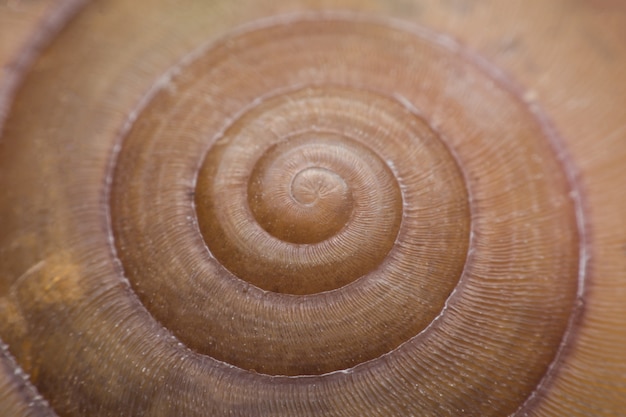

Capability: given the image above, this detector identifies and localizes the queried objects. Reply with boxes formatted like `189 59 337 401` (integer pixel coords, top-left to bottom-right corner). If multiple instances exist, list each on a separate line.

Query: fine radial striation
1 1 626 417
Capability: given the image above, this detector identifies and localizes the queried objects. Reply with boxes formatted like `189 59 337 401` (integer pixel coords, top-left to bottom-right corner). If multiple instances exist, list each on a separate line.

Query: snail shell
1 1 625 416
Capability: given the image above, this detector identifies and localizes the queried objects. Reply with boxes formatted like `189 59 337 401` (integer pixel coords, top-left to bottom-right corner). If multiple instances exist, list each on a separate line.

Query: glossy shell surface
1 1 625 416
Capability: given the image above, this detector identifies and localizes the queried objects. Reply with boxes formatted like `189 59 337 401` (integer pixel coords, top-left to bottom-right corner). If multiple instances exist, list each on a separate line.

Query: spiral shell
1 1 625 416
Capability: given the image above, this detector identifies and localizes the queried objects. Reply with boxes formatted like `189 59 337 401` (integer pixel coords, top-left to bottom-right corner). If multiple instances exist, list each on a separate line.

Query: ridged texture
1 1 625 416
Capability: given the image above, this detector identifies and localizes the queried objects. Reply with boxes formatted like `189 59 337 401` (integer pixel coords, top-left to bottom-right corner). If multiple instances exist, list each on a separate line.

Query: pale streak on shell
1 1 625 417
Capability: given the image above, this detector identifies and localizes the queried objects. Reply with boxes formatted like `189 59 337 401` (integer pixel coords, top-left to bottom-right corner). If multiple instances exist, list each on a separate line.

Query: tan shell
1 1 625 416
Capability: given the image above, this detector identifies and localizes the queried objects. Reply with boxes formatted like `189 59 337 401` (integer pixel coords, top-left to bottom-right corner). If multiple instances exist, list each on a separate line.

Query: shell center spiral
247 137 357 245
253 165 352 244
197 114 405 294
290 167 347 207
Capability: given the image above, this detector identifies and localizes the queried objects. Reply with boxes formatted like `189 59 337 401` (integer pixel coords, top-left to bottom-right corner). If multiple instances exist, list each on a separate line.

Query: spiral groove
194 90 406 294
0 1 612 416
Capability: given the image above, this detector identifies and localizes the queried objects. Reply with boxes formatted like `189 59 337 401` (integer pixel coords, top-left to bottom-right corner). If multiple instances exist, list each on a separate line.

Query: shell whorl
1 1 625 417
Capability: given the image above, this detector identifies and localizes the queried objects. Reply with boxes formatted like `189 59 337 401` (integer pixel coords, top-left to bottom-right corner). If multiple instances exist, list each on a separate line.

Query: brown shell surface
0 1 625 416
